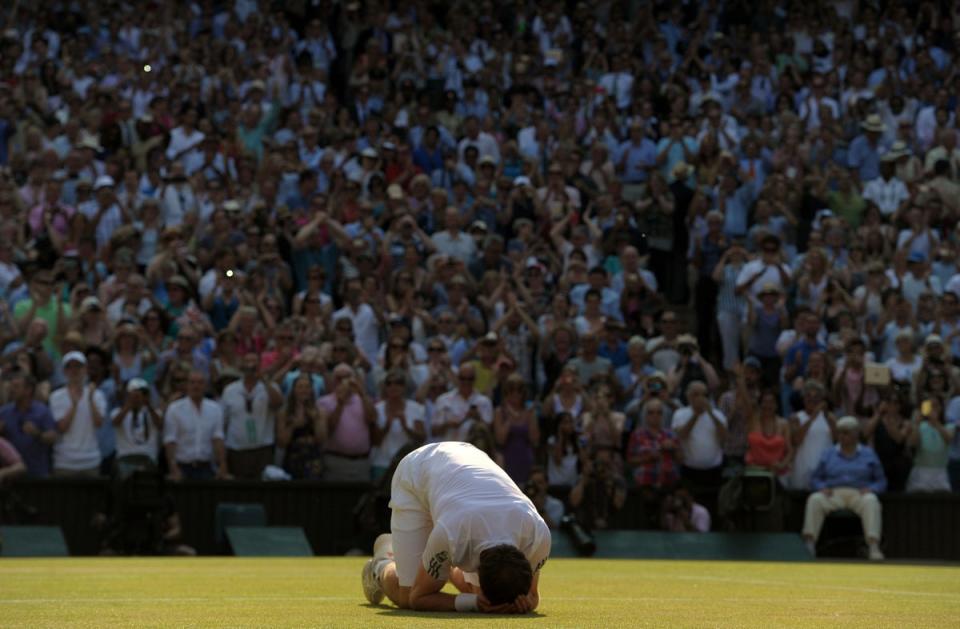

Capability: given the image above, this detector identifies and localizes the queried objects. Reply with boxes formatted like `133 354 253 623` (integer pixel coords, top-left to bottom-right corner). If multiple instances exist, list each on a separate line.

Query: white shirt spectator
671 405 727 470
221 380 278 451
112 406 160 462
599 71 634 110
165 127 205 164
371 399 425 469
50 387 106 471
432 389 493 442
457 132 500 164
163 397 225 464
862 175 909 216
735 258 792 299
333 303 379 364
431 230 477 264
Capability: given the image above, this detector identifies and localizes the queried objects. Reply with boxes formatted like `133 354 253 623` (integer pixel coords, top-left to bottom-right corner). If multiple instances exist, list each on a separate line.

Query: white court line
659 573 960 600
0 596 355 604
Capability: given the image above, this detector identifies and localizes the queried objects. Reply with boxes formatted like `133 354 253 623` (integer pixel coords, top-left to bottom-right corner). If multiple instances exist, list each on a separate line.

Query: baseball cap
126 378 149 393
62 351 87 367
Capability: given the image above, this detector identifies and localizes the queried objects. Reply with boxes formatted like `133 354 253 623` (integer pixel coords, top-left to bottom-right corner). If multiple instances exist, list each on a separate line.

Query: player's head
477 544 532 605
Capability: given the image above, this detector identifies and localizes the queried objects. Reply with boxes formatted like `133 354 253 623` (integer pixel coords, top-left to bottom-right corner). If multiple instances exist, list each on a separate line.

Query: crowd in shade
0 1 959 547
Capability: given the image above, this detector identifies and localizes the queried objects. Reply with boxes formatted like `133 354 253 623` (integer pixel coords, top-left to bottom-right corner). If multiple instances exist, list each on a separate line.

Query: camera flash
143 64 152 73
225 270 234 278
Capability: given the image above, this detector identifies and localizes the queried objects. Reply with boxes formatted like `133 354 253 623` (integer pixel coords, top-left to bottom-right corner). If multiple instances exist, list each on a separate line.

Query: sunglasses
459 375 475 381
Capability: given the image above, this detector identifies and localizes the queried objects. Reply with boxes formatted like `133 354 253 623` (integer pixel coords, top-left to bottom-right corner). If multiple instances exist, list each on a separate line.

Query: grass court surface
1 557 958 628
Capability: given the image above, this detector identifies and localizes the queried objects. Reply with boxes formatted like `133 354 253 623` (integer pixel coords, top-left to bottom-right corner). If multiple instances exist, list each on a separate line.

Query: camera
560 515 596 556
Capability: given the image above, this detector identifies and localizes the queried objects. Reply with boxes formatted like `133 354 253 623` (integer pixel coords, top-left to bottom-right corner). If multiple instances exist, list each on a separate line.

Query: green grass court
1 557 958 627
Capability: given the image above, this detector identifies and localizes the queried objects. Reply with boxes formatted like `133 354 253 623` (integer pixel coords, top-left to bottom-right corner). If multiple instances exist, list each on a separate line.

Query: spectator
0 372 57 478
163 370 229 481
864 394 913 493
524 466 565 530
802 416 887 560
221 353 283 480
493 373 539 486
111 378 162 467
660 487 711 533
50 352 105 477
432 362 493 443
317 363 377 481
370 368 425 480
545 412 580 488
0 434 26 485
786 381 837 490
627 398 681 526
569 448 627 531
744 390 793 479
672 381 728 501
906 397 954 492
276 373 326 480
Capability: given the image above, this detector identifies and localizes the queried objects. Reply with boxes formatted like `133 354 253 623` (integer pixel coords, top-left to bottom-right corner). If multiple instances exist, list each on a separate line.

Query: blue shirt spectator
810 444 888 494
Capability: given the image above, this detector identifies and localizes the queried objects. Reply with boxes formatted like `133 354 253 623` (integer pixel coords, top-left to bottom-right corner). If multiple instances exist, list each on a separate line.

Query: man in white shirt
362 442 550 614
432 363 493 442
671 381 727 514
333 277 382 364
735 234 792 300
456 116 500 164
431 207 477 264
50 351 106 476
163 370 229 481
221 353 282 479
862 156 909 216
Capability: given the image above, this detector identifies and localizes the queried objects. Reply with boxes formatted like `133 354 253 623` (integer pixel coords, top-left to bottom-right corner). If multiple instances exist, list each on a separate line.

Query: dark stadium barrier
6 478 960 560
226 526 314 556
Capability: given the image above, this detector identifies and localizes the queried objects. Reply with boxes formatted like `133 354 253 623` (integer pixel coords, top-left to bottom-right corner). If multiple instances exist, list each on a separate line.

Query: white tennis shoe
362 534 394 605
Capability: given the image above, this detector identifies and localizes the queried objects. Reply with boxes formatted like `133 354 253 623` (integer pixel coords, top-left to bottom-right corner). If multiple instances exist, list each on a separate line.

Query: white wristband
454 593 479 612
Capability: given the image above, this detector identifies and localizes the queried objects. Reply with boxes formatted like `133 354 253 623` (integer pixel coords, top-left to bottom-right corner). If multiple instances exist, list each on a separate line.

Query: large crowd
0 1 959 551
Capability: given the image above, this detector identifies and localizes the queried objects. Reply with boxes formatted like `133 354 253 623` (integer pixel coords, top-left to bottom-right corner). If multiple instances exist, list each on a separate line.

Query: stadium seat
214 503 267 550
0 525 69 557
225 526 314 556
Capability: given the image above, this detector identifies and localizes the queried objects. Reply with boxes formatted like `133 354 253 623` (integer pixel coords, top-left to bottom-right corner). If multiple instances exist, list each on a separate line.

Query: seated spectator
569 448 627 531
0 372 57 478
802 416 887 560
524 466 565 529
660 487 711 533
906 397 954 492
546 412 581 488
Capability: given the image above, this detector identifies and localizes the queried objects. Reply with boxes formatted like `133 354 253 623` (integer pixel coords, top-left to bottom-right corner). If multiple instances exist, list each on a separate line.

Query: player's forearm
408 591 457 612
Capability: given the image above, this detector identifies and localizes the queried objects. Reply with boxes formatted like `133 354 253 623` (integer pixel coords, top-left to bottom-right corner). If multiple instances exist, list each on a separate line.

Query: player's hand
511 593 536 613
477 594 515 614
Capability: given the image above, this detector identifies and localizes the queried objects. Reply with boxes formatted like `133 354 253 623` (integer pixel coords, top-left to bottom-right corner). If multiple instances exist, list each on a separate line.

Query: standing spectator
370 369 425 480
277 374 326 480
49 352 105 477
786 381 837 490
493 373 540 486
802 416 887 560
672 381 727 510
163 370 229 481
627 398 681 527
546 412 580 488
0 372 57 477
111 378 162 467
317 363 377 481
221 353 283 480
864 395 913 492
0 434 26 485
744 390 793 479
906 397 954 492
432 362 493 443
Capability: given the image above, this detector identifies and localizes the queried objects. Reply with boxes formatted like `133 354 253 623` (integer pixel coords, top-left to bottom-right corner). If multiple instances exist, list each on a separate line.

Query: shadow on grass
362 603 544 620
